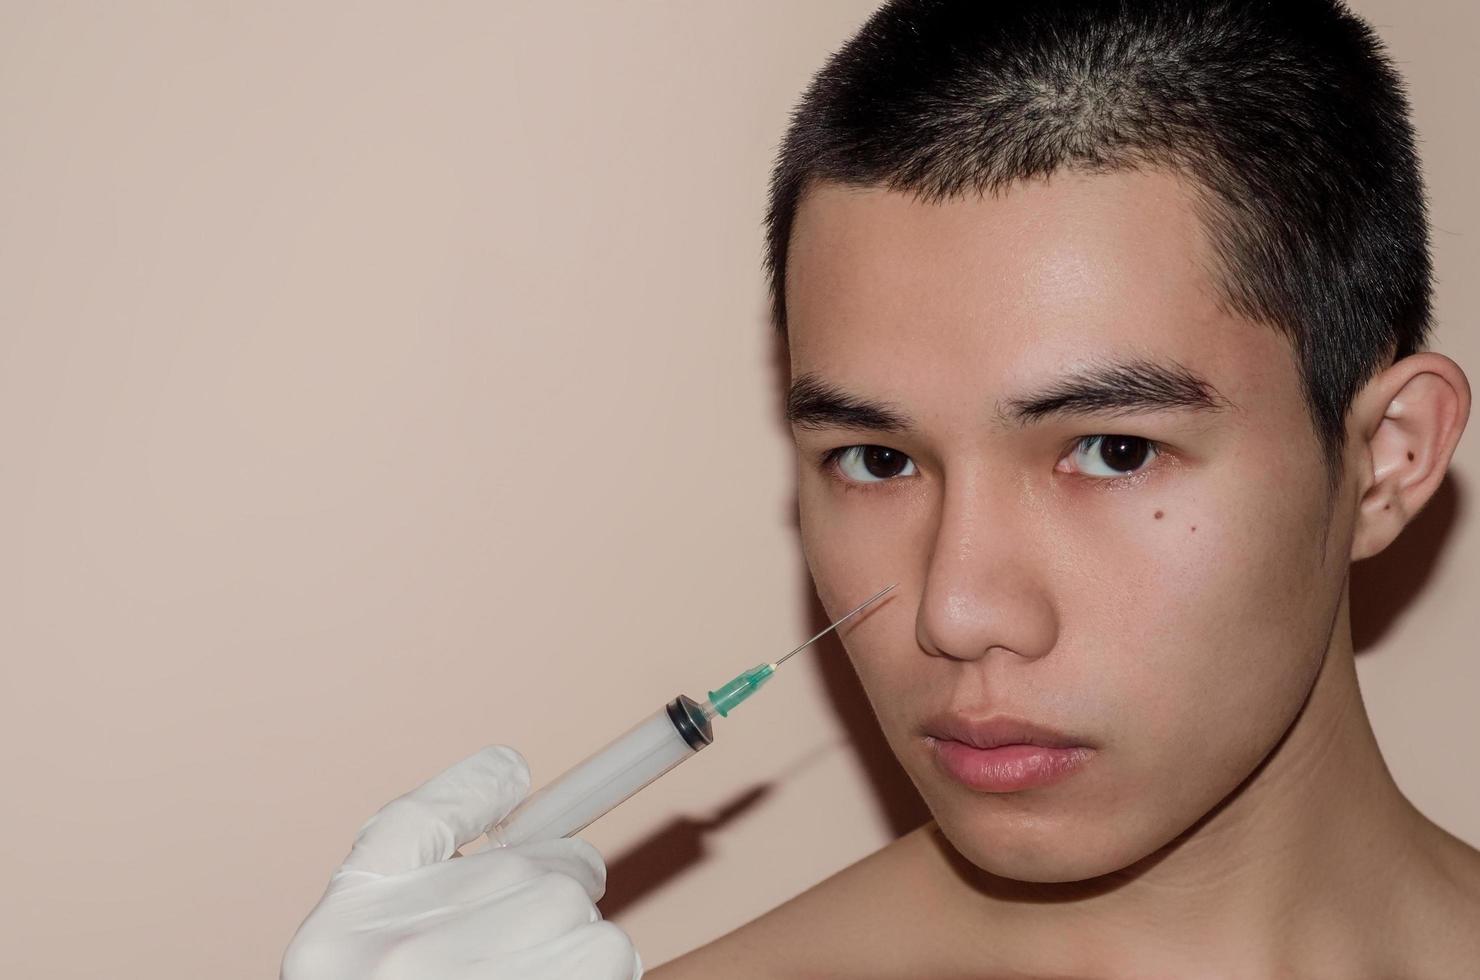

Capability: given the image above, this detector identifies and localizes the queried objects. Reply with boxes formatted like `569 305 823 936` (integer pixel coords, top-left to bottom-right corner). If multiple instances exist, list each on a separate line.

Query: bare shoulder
647 824 947 980
1407 825 1480 973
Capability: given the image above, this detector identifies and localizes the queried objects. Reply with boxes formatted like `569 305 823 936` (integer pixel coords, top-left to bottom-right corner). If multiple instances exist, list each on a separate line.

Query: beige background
0 2 1474 977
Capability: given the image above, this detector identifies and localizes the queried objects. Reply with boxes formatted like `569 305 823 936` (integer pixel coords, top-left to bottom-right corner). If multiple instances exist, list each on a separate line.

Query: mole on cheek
1154 510 1164 520
1190 525 1197 532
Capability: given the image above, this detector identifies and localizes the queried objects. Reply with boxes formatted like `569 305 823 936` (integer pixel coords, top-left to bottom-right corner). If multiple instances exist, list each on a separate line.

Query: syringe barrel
489 696 713 847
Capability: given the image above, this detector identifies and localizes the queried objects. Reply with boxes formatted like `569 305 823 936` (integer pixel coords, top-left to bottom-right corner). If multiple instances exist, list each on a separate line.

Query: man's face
787 170 1354 882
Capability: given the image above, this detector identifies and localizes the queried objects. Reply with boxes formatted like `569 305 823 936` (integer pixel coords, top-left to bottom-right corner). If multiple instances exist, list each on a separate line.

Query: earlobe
1349 353 1471 562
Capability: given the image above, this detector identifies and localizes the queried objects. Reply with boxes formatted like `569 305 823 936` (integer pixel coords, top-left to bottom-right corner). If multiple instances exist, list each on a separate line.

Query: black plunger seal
666 695 715 751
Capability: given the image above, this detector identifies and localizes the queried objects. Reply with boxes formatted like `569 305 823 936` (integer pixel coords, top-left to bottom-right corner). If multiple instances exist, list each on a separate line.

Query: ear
1348 352 1471 562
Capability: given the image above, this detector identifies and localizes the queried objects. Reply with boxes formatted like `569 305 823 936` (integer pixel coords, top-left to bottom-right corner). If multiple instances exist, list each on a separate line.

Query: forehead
784 170 1298 410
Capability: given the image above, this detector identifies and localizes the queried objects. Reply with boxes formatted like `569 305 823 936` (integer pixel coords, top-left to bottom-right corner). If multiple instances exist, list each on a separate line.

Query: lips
922 713 1087 750
922 713 1094 793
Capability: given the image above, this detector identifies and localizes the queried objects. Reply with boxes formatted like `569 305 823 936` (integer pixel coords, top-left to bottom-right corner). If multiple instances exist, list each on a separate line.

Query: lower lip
929 738 1093 793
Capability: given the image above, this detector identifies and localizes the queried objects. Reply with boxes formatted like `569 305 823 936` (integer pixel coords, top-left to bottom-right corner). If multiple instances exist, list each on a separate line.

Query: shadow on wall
598 737 850 918
600 785 772 920
1351 473 1465 653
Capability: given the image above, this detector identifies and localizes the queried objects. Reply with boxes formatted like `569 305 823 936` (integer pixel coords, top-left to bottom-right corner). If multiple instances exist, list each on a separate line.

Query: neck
935 586 1434 975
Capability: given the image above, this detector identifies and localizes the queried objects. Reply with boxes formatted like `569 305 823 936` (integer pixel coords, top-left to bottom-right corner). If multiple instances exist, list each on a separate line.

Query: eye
1063 435 1159 478
829 445 918 484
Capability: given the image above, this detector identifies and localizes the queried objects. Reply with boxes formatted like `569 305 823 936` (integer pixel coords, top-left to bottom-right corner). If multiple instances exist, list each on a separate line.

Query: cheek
797 473 923 610
797 474 934 709
1065 453 1340 756
797 477 859 606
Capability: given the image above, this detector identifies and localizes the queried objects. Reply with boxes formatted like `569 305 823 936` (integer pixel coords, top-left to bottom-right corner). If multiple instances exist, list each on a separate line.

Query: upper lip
921 712 1090 750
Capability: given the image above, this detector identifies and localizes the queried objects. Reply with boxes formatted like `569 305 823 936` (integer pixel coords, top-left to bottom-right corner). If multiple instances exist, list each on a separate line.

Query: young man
285 2 1476 976
651 0 1480 976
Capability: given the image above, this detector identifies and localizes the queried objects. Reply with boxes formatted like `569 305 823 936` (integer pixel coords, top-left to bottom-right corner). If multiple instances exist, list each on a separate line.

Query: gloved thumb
338 744 531 876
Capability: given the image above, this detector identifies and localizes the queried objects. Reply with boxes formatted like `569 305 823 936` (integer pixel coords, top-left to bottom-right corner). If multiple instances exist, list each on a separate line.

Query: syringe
488 584 895 847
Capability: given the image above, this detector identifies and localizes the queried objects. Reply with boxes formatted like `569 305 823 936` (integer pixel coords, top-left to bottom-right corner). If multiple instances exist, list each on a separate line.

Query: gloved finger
388 871 599 966
340 745 531 876
368 836 608 912
505 838 607 902
488 921 643 980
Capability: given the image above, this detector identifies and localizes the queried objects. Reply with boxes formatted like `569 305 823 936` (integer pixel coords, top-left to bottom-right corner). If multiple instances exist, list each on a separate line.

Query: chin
927 796 1168 885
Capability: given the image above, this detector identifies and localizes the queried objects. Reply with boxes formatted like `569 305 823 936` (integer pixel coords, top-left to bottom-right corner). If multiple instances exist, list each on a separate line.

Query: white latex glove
282 745 643 980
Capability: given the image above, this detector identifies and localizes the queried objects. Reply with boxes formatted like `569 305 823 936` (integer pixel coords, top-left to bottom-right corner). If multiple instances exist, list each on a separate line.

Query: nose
915 474 1059 662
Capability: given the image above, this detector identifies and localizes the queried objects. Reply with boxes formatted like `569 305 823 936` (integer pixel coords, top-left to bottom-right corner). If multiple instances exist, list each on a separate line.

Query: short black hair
766 0 1432 471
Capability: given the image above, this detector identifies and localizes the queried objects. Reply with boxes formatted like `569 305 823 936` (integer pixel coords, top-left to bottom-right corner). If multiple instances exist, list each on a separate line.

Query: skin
650 169 1480 978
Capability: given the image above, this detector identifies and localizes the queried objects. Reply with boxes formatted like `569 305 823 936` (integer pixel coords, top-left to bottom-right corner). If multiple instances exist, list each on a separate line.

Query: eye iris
862 446 907 479
1098 436 1150 472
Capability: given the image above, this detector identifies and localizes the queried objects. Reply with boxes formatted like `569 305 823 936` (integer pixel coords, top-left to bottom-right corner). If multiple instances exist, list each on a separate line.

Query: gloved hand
282 745 643 980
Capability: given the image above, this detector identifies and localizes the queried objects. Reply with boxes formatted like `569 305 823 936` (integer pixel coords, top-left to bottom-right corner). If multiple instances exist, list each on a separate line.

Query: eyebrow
786 374 915 432
996 358 1230 425
786 358 1229 433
